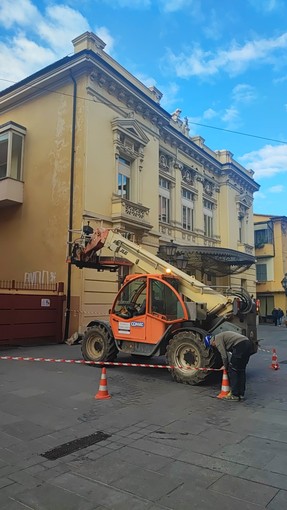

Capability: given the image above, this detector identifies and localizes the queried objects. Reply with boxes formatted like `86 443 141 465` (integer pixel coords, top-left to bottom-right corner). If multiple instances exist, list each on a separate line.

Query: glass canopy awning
158 244 255 276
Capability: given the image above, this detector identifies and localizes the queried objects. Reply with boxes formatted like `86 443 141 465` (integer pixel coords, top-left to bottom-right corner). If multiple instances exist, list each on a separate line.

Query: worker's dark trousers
228 340 252 397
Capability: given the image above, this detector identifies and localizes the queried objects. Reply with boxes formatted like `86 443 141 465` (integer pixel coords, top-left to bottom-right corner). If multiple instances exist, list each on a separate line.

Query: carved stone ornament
181 167 195 185
203 179 214 196
159 153 170 172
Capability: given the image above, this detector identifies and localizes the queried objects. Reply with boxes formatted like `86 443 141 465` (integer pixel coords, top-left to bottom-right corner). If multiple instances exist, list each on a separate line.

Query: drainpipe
64 71 77 340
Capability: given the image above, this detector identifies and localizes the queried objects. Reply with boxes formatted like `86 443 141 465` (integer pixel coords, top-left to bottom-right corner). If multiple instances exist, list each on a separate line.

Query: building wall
0 32 260 336
0 82 76 283
254 213 287 317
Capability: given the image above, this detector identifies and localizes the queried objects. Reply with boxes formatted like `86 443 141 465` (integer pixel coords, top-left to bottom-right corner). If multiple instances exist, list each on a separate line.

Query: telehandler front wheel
81 324 118 363
166 330 216 385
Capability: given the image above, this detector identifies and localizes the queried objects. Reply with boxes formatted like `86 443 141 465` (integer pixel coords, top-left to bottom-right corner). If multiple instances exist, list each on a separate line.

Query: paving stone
0 432 23 448
159 460 222 487
115 426 144 437
178 450 246 476
158 483 266 510
2 421 54 441
69 455 138 484
112 466 182 501
0 411 23 426
102 442 125 450
13 482 95 510
0 483 27 506
2 501 32 510
103 446 174 471
0 449 44 470
213 443 276 468
210 473 278 506
51 472 153 509
238 466 287 491
8 470 42 489
264 454 287 476
85 446 115 460
11 388 46 398
129 438 183 459
0 478 14 489
266 489 287 509
239 435 287 455
198 427 245 445
160 418 210 436
148 431 228 455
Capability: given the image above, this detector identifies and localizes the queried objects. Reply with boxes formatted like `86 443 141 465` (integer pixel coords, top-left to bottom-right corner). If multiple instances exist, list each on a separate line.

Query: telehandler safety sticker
118 322 130 334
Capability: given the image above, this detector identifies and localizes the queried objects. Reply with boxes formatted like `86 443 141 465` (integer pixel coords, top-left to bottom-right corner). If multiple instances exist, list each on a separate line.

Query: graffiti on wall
24 271 57 284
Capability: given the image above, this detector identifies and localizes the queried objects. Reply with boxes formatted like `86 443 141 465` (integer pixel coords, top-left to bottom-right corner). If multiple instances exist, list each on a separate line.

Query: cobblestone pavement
0 324 286 509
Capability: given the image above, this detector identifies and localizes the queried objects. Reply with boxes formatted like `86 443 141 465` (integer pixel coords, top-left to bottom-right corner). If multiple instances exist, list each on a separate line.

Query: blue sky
1 0 287 216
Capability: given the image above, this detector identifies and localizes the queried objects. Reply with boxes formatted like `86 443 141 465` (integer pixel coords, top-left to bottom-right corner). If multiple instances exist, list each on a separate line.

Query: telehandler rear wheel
81 324 118 363
166 330 216 385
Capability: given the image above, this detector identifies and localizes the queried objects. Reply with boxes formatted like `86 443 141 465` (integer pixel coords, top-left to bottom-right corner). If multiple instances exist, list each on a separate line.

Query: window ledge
0 177 24 207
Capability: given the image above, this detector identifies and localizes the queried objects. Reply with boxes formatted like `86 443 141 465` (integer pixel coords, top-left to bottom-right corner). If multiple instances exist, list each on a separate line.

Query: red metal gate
0 281 65 345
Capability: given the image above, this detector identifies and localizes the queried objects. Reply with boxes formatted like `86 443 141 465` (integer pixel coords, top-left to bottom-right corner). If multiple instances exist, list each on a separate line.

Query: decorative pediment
235 192 253 209
235 192 253 219
111 117 149 146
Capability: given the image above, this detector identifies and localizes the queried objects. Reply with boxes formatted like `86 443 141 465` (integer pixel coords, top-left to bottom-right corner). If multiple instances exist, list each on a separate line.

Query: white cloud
37 5 89 53
159 0 196 13
135 73 157 88
0 2 96 87
254 191 266 199
203 108 217 119
165 32 287 78
0 0 40 29
99 0 151 8
94 26 115 54
249 0 283 12
160 82 180 109
273 75 287 84
203 9 222 41
239 144 287 178
0 33 55 85
268 184 284 193
232 83 257 103
222 106 240 127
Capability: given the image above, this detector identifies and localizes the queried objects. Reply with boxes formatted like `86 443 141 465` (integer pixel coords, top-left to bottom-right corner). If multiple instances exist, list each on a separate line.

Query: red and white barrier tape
0 356 223 371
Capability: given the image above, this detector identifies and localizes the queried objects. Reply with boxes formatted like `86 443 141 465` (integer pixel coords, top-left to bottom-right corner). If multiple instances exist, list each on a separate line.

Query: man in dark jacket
205 331 253 401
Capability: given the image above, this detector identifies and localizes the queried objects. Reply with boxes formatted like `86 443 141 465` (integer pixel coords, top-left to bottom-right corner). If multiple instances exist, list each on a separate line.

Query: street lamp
165 240 177 260
176 253 189 271
281 273 287 296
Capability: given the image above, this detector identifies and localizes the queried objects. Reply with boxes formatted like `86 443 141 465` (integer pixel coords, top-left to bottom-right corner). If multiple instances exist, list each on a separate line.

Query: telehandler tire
81 324 118 363
166 330 217 385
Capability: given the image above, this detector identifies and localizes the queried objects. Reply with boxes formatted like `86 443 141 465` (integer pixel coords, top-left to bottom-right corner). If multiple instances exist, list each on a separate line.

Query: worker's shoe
224 392 240 401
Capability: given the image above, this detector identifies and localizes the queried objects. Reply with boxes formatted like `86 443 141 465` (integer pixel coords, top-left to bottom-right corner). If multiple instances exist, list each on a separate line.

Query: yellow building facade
0 32 259 337
254 214 287 320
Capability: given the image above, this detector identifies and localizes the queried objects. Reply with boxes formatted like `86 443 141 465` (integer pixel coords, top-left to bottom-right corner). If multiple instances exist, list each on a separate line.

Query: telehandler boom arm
70 228 236 318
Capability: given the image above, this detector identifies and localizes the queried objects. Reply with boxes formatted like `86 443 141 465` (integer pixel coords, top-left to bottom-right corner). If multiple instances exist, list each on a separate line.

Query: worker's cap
204 335 212 348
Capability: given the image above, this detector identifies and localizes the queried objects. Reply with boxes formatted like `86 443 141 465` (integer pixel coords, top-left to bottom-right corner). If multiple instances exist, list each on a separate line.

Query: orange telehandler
69 226 258 385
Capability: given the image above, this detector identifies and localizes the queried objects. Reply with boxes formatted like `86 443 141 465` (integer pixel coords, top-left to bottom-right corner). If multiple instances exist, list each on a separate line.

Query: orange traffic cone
95 367 111 399
270 349 280 370
217 368 231 399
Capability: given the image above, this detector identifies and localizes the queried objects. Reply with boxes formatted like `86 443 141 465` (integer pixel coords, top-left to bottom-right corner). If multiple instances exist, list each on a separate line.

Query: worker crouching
205 332 253 401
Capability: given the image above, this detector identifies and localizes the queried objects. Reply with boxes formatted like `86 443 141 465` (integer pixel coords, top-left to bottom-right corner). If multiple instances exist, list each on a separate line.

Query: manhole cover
41 431 111 460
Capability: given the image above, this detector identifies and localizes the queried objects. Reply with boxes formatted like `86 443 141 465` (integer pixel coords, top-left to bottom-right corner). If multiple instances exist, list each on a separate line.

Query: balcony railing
111 196 152 231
